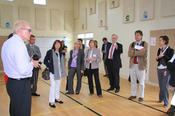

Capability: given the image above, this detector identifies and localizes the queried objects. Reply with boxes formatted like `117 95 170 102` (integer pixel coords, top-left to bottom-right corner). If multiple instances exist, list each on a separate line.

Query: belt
8 77 30 81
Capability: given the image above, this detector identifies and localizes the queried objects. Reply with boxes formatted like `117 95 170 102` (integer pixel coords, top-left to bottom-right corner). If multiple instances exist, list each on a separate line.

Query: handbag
42 68 50 80
84 68 88 76
128 75 139 84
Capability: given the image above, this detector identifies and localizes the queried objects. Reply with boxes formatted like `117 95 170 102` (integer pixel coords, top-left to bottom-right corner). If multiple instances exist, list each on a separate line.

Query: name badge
93 54 96 57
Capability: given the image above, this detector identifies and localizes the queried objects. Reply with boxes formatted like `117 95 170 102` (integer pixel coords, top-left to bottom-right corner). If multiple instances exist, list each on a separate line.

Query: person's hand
87 58 91 61
102 50 106 53
164 70 167 76
30 56 33 61
62 50 66 53
88 58 96 61
158 53 164 58
81 70 84 74
88 58 93 61
31 59 40 68
139 48 145 51
91 58 96 61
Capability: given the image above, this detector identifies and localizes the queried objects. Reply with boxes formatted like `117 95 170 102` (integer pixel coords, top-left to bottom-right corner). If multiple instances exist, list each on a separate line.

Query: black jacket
68 49 84 70
101 42 111 59
167 59 175 87
157 47 174 66
106 42 123 68
44 49 62 74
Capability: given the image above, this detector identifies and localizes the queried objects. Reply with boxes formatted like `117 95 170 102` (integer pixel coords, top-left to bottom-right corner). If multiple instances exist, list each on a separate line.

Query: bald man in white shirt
1 20 39 116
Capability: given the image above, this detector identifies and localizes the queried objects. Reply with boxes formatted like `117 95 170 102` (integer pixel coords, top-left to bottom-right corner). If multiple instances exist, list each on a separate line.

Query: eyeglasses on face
21 28 32 32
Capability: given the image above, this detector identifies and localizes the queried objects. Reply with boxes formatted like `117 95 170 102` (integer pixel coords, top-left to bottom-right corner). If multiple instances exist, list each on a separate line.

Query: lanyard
160 46 169 55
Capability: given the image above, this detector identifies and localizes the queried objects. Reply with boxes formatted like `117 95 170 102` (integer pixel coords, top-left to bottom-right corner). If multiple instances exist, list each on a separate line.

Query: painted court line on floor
41 80 102 116
81 80 167 114
32 99 111 116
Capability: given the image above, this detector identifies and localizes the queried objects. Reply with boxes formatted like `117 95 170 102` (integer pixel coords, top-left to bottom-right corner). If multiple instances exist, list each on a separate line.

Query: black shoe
107 88 114 91
76 92 80 95
65 92 74 94
89 93 94 96
49 103 56 108
138 97 143 102
128 96 136 100
103 74 108 77
55 99 64 104
168 111 175 116
158 100 163 103
115 89 120 93
32 93 40 96
167 105 175 115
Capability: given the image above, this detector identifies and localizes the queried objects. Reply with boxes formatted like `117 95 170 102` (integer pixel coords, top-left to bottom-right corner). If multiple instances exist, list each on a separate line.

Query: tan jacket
128 41 148 70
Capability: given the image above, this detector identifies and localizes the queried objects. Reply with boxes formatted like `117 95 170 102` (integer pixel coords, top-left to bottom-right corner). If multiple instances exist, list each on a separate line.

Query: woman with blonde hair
66 41 84 94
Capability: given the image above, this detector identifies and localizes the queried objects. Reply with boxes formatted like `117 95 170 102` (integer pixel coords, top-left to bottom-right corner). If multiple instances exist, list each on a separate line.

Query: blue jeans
157 69 170 106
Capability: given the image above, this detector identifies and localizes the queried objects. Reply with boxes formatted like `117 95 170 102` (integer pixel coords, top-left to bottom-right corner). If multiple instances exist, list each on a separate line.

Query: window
77 34 85 39
2 0 14 1
33 0 46 5
85 33 94 38
77 33 94 39
77 33 94 48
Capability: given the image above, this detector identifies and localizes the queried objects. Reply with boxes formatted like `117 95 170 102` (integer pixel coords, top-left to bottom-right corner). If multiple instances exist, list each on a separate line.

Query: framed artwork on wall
139 0 155 21
89 0 96 15
109 0 120 9
0 4 13 29
80 8 87 30
98 0 107 27
123 0 135 23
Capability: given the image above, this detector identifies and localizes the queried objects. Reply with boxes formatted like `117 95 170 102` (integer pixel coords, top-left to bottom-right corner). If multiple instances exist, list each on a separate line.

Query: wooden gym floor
0 71 172 116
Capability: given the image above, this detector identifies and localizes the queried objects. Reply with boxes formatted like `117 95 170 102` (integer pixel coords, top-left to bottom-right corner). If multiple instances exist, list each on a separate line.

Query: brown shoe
128 96 136 100
138 97 143 102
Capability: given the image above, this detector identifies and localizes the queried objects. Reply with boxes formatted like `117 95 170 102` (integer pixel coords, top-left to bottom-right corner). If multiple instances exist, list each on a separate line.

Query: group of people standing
1 19 175 116
102 30 175 115
65 34 123 97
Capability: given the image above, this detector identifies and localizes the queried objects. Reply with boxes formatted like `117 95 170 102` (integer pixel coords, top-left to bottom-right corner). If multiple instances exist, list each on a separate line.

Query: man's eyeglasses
21 28 32 32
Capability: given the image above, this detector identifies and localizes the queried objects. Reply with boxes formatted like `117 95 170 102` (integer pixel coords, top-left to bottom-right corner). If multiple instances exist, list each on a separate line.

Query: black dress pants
107 60 120 90
87 65 102 95
31 68 39 94
67 68 82 93
6 78 31 116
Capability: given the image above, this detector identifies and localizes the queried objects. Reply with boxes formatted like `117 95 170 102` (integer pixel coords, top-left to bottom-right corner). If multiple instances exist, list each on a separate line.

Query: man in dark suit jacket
101 37 111 77
106 34 123 93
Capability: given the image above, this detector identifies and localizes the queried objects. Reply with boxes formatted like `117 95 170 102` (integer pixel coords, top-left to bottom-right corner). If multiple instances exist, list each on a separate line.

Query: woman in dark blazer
44 40 67 108
156 35 174 107
167 54 175 116
66 41 84 94
85 40 102 97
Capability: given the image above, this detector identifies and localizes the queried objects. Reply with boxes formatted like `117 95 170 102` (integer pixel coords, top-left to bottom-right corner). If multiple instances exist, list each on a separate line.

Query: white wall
74 0 175 85
0 0 74 50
